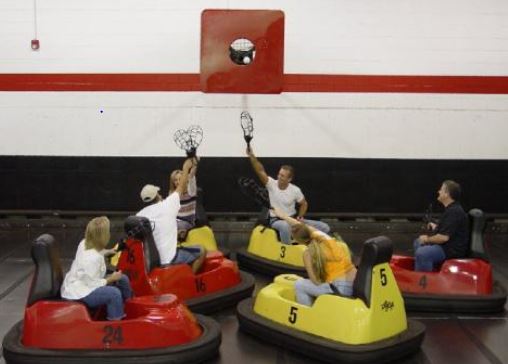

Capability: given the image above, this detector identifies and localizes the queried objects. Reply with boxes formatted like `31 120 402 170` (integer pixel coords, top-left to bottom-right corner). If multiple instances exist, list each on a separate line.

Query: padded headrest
469 208 488 260
194 187 209 227
124 215 160 271
256 207 271 226
361 236 393 266
353 236 393 308
124 215 152 239
26 234 63 306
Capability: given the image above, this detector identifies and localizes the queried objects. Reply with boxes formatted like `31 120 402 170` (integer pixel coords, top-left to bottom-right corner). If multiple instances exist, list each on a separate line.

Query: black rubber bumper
236 298 425 364
236 249 307 278
403 281 507 313
186 270 255 314
2 314 221 364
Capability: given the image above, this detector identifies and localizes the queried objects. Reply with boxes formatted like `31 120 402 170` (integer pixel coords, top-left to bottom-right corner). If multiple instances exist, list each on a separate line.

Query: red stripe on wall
0 74 201 92
1 73 508 93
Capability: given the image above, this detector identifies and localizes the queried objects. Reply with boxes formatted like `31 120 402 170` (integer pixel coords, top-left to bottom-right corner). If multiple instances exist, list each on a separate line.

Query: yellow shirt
311 231 355 283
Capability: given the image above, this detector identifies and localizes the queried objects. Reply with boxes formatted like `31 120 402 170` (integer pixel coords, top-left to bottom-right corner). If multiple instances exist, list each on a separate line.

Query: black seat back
26 234 64 307
256 207 271 226
124 216 160 271
352 236 393 308
194 187 209 227
468 208 488 261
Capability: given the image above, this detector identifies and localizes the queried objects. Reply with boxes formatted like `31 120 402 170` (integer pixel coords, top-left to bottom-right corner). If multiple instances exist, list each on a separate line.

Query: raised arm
271 206 299 225
176 158 195 197
271 206 318 233
246 147 269 186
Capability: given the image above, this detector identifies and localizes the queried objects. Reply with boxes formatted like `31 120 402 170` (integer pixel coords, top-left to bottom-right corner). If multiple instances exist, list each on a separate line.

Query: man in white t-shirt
136 158 205 273
247 147 330 244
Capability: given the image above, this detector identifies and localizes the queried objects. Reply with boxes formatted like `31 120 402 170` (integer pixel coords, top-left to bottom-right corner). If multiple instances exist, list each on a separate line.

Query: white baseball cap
140 184 160 203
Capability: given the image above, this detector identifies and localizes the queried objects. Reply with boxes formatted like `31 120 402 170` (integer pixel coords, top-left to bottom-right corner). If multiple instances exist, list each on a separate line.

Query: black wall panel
1 156 507 214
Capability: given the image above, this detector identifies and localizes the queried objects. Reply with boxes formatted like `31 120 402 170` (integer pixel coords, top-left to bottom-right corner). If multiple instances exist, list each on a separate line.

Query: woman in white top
61 216 132 320
169 159 198 239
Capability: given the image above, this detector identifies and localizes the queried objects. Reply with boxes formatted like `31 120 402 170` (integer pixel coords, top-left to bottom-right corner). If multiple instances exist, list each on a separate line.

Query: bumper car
117 216 255 314
2 234 221 364
236 208 307 277
237 236 425 364
110 189 227 266
390 209 507 313
178 190 230 256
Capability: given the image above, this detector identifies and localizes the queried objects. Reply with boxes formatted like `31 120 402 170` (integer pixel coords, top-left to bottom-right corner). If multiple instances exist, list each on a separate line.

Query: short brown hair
281 165 295 178
291 223 311 244
443 180 461 201
84 216 111 250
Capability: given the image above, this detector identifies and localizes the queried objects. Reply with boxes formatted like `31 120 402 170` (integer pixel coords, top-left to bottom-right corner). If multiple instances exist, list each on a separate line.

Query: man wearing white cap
137 158 205 273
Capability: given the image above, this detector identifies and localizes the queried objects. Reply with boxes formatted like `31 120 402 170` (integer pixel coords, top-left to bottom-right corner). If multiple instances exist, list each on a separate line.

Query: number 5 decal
288 306 298 324
380 268 387 286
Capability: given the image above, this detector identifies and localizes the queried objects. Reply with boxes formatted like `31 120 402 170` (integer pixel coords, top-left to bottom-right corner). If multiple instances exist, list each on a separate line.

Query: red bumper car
390 209 507 313
2 234 221 364
117 216 255 314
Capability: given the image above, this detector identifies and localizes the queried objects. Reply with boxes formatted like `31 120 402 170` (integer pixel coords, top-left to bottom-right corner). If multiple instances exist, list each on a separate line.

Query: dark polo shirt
435 201 469 258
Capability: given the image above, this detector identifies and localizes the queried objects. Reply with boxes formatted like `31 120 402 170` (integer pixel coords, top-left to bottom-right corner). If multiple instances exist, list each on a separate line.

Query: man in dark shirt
413 180 469 271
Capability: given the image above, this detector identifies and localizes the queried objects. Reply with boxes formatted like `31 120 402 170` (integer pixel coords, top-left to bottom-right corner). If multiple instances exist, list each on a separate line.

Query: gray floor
1 220 507 364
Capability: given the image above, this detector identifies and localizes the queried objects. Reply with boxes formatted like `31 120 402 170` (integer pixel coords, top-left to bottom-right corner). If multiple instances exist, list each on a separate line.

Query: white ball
243 56 251 64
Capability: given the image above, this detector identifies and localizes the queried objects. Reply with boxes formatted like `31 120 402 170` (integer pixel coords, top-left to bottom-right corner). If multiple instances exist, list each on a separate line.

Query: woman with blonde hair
61 216 132 320
169 158 199 238
272 207 357 306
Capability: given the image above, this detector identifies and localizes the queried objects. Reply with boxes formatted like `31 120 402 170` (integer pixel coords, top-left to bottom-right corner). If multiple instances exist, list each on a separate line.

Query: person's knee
294 278 306 291
107 287 122 303
415 247 430 262
118 274 130 285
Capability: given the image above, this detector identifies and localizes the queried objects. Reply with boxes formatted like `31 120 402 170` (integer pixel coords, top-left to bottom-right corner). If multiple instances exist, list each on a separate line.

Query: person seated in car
247 146 330 244
137 158 206 273
169 156 199 241
413 180 469 272
272 207 357 306
61 216 132 320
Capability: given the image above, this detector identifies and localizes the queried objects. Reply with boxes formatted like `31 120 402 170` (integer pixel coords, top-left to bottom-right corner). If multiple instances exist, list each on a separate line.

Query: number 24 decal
103 325 123 345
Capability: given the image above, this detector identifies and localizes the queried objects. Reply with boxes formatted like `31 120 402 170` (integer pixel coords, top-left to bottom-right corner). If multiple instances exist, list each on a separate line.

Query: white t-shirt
265 177 305 217
136 192 180 264
61 239 107 300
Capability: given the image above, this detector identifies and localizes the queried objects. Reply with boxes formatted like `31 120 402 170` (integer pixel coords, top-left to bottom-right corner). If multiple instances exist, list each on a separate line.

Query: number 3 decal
280 246 286 258
380 268 387 286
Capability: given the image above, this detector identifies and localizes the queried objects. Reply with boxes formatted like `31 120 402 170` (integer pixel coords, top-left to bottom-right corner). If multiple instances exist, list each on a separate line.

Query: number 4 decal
418 275 427 289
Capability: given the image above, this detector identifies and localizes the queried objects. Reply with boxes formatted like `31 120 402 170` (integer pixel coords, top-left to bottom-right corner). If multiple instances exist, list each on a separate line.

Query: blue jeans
171 245 203 265
413 238 446 272
270 218 330 244
295 277 353 306
81 274 132 320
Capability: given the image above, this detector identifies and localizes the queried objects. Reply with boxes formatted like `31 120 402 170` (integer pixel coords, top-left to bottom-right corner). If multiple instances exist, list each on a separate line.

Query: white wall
2 0 508 74
1 0 508 158
1 92 507 159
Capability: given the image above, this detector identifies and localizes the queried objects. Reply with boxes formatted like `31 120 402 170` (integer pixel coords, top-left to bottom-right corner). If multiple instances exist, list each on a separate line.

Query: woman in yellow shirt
272 207 357 306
